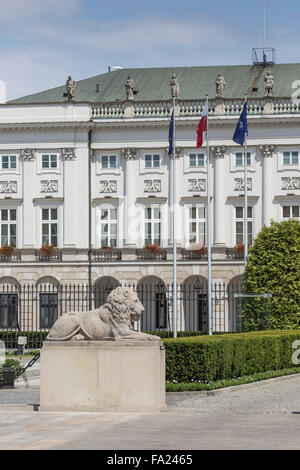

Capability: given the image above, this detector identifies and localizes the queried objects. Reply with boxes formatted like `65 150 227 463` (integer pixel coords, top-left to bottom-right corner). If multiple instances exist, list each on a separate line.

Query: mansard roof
9 63 300 104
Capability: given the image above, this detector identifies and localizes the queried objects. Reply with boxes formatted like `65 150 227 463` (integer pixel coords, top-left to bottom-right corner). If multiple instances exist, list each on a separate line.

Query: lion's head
106 287 144 329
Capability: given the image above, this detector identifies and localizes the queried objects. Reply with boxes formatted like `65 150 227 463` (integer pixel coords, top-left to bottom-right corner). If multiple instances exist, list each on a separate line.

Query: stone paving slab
0 409 300 450
1 373 300 449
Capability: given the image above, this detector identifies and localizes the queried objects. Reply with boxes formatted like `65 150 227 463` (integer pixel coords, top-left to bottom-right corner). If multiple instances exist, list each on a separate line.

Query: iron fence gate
0 281 272 348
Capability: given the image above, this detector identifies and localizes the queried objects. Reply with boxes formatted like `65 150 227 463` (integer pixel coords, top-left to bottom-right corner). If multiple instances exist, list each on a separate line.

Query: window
40 293 58 329
144 207 161 245
235 206 253 245
0 209 16 246
282 205 300 221
235 152 251 166
0 294 18 328
145 154 160 169
283 151 299 166
188 205 205 245
1 155 16 170
42 154 57 169
42 208 58 247
100 208 117 247
189 153 205 167
101 155 117 169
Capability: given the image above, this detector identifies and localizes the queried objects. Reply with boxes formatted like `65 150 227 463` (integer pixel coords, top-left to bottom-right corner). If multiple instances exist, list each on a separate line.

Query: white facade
0 96 299 287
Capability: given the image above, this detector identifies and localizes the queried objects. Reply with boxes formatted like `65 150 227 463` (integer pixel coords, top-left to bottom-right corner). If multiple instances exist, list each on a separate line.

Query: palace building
0 57 299 334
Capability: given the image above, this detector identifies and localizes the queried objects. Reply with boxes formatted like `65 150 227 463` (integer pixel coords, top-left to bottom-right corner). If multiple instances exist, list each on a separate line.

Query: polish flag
196 103 207 148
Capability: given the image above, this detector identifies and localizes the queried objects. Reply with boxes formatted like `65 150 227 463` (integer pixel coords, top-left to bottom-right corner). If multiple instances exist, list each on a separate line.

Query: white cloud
0 0 81 21
29 17 236 52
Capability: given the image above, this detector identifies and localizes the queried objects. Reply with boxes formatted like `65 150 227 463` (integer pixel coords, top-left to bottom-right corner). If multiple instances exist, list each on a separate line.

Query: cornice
33 197 64 204
0 113 299 132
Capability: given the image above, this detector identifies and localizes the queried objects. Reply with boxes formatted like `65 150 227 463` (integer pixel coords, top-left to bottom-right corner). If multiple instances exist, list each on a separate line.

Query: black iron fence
0 281 272 348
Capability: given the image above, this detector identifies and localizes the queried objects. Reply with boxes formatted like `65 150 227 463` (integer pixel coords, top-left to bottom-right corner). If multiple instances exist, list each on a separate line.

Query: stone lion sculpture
46 286 161 342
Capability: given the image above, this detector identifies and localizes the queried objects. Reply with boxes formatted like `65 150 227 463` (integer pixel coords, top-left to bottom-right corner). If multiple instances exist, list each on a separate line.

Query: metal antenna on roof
263 0 266 62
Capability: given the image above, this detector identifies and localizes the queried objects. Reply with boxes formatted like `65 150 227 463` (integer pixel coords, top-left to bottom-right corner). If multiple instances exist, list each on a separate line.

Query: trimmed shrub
163 330 300 383
0 331 48 349
242 219 300 330
145 331 206 339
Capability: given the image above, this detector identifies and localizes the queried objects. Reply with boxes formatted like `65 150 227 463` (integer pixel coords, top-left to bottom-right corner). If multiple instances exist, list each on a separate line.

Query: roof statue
9 64 300 104
46 286 161 342
215 73 226 98
264 70 274 97
66 76 76 101
125 74 134 101
170 72 180 98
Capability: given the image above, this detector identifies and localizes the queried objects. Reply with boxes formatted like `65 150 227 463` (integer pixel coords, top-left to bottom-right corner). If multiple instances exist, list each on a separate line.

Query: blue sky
1 0 299 100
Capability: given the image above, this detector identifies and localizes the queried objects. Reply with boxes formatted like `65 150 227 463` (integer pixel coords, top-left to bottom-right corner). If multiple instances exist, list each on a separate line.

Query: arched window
93 276 120 308
182 275 208 332
137 276 168 331
0 277 20 329
227 275 244 332
36 276 60 330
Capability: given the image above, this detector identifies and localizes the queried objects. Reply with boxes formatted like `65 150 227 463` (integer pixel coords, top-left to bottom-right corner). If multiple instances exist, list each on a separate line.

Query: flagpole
244 93 248 266
172 96 177 338
206 94 212 336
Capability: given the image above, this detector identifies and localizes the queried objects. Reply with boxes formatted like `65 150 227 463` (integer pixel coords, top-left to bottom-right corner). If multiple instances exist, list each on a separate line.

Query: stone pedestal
40 340 166 412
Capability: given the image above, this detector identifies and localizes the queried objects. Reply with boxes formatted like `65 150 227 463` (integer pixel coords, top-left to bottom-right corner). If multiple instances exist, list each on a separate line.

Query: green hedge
146 331 206 339
163 330 300 383
0 331 48 349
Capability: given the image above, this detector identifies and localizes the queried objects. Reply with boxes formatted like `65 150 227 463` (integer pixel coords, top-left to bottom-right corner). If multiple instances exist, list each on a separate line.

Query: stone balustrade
91 97 300 120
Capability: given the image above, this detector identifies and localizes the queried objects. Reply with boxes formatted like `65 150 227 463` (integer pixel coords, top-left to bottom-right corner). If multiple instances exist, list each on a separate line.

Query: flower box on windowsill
136 245 167 261
0 246 21 262
0 245 14 257
35 246 62 262
181 245 207 261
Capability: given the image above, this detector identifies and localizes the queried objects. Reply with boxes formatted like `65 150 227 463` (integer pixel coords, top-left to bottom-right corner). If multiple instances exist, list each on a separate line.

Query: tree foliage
242 219 300 330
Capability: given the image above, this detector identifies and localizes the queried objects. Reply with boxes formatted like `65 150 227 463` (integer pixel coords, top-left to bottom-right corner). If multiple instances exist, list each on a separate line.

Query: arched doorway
137 276 168 332
227 274 243 331
93 276 120 308
182 275 208 332
0 277 20 330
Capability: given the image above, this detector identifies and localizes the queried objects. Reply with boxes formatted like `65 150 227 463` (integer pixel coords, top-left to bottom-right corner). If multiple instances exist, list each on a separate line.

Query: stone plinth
40 340 166 412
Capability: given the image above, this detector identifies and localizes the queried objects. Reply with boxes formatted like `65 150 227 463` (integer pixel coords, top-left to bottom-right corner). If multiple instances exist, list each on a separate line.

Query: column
62 148 77 247
122 148 138 246
21 149 36 247
261 145 275 226
168 148 181 245
211 146 226 246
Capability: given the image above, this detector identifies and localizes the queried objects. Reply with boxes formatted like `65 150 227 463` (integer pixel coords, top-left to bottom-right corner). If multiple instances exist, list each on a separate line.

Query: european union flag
233 102 248 146
168 110 175 156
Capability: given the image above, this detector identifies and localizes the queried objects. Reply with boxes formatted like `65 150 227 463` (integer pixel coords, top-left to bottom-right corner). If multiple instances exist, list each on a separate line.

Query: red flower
144 243 161 253
40 244 55 256
0 245 14 257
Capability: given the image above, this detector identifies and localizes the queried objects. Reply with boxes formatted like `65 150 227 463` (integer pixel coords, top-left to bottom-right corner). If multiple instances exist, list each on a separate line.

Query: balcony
225 248 244 260
136 248 167 261
0 249 22 263
181 248 207 261
34 249 63 262
0 246 246 263
91 248 122 262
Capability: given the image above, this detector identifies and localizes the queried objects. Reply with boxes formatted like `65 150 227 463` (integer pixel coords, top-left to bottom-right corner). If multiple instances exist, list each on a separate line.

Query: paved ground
1 368 300 450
